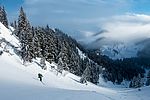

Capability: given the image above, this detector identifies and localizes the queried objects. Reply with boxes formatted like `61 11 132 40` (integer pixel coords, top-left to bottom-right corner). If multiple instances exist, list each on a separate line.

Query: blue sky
2 0 150 15
1 0 150 43
131 0 150 14
1 0 23 13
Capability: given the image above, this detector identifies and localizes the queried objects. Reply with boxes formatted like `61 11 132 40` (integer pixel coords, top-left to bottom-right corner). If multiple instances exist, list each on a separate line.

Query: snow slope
0 22 19 47
0 22 150 100
0 44 115 99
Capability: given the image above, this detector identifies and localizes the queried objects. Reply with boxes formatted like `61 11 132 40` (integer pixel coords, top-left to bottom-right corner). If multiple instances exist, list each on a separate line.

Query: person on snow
38 73 43 82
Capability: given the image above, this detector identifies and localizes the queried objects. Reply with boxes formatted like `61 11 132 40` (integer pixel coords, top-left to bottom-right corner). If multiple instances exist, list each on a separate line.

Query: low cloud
100 14 150 44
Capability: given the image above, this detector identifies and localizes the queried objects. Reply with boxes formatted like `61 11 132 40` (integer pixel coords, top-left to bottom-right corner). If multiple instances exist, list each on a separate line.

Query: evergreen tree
0 6 8 28
2 6 8 28
146 70 150 86
45 27 58 63
25 21 34 61
57 41 69 69
17 7 28 38
136 74 142 88
11 20 17 29
40 57 46 69
32 27 41 58
80 57 102 84
57 57 64 74
129 76 137 88
0 6 2 22
80 58 92 84
129 74 142 88
84 62 92 81
17 7 34 63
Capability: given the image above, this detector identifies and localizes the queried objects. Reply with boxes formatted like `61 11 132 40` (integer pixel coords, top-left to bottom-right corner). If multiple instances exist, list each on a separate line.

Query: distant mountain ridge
85 30 150 59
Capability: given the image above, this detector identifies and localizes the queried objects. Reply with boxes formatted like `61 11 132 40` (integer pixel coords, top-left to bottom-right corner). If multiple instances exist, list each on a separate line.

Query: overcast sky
1 0 150 44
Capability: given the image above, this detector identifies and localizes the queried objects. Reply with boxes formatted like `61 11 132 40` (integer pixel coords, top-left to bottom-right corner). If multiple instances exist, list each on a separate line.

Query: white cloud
22 0 150 46
94 14 150 44
22 0 130 36
80 31 94 37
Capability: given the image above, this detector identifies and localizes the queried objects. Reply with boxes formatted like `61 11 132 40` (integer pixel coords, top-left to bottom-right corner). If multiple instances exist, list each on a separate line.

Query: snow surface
76 47 86 60
0 22 150 100
100 42 143 59
0 23 19 47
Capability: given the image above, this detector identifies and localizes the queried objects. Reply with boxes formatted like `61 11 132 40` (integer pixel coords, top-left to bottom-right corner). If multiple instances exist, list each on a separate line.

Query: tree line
87 49 150 87
10 7 102 84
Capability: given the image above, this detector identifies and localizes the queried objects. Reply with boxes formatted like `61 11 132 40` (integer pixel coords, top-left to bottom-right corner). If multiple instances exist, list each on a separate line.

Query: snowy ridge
0 22 150 100
100 42 143 59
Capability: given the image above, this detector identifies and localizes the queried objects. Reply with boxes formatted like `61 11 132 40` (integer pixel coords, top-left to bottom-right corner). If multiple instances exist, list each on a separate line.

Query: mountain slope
0 47 150 100
0 22 150 100
85 29 150 59
0 30 115 100
0 22 116 100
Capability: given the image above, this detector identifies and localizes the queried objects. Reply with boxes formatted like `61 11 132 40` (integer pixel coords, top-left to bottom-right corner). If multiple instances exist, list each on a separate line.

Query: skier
38 73 43 82
0 51 3 55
